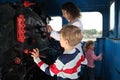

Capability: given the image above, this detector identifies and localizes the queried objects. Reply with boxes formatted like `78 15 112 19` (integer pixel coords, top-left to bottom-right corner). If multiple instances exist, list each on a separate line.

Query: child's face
60 34 66 48
90 44 94 50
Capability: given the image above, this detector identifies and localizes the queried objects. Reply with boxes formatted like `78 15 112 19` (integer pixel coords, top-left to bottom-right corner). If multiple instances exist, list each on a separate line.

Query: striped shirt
34 48 86 80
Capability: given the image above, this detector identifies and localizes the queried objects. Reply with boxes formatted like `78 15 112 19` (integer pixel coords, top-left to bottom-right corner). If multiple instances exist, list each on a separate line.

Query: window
49 12 102 41
81 12 102 41
110 2 115 30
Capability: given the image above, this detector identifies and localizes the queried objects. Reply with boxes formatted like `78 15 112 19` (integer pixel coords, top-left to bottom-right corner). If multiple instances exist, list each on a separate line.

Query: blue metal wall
94 38 104 78
101 38 120 80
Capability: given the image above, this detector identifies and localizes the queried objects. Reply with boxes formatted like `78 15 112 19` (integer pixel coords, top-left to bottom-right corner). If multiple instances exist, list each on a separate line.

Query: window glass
110 2 115 30
49 12 102 41
81 12 102 41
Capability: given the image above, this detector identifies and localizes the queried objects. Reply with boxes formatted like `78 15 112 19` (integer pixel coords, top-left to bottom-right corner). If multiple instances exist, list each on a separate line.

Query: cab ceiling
0 0 114 15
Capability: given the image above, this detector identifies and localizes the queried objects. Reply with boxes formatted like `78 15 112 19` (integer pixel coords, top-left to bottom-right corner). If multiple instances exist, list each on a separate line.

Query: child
83 40 102 80
31 25 87 80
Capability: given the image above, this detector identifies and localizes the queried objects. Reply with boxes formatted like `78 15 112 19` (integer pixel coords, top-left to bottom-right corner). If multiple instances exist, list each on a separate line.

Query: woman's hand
46 25 53 32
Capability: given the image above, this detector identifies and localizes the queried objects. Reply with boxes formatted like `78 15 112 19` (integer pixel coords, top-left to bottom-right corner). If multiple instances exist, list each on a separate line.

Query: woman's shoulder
72 19 83 30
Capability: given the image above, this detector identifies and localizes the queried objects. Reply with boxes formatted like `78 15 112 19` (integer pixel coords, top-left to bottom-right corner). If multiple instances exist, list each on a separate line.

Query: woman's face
62 9 71 21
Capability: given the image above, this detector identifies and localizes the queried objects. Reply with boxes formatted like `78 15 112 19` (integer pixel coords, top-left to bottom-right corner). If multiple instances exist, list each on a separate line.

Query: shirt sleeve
50 31 60 41
34 57 64 76
72 19 83 31
81 57 88 65
91 51 101 60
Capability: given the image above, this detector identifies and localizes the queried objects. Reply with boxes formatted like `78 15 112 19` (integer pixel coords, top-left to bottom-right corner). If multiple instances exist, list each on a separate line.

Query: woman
47 2 85 55
48 2 83 40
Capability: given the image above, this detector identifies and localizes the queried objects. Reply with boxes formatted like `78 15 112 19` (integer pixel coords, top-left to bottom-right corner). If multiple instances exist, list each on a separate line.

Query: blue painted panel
102 38 120 80
94 38 105 78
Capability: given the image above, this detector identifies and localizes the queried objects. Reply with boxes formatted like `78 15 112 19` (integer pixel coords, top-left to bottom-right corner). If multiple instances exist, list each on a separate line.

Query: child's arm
31 48 40 60
81 55 88 65
98 53 102 60
31 48 64 76
91 51 102 61
46 25 60 41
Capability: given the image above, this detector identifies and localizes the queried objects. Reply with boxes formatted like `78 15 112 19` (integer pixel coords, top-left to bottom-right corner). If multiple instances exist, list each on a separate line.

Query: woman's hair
84 40 94 52
61 2 81 19
60 25 83 47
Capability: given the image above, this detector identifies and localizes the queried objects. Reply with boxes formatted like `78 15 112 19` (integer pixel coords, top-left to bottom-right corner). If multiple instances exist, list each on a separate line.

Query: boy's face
60 34 67 48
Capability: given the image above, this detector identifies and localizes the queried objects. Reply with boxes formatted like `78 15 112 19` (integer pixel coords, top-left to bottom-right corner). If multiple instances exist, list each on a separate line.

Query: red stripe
50 64 61 74
62 55 85 74
37 61 44 67
50 55 85 74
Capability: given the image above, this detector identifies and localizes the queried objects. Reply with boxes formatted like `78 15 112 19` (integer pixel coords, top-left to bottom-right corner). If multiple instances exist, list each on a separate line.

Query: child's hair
84 40 94 52
61 2 81 19
60 25 83 47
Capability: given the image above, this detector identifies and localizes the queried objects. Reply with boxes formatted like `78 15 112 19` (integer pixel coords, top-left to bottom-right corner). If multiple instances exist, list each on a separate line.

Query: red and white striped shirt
34 48 87 80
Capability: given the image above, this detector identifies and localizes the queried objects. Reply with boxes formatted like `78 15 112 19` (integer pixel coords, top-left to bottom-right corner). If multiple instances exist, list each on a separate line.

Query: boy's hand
30 48 46 60
31 48 40 60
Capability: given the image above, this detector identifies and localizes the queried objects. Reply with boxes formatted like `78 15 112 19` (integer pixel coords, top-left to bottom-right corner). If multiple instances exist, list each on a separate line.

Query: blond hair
60 25 83 47
84 40 94 52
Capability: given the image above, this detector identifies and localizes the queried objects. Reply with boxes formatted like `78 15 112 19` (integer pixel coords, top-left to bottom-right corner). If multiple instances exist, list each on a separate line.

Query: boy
31 25 87 80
